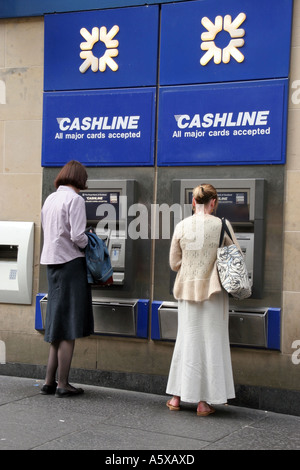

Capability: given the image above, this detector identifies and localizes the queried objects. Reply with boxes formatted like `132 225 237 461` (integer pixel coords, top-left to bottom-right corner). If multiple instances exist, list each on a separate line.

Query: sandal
197 405 215 416
166 399 180 411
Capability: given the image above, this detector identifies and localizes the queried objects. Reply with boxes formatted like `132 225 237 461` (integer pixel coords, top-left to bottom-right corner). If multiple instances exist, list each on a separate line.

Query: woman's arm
69 196 88 249
169 224 182 272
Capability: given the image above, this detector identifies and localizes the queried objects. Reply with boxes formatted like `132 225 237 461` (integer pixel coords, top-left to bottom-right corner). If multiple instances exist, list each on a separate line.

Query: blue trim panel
35 293 46 330
267 308 281 351
151 301 162 340
136 299 149 338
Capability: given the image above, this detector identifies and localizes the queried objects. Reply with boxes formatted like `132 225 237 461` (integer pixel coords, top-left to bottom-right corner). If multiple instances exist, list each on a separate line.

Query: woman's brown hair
193 184 218 209
54 160 88 190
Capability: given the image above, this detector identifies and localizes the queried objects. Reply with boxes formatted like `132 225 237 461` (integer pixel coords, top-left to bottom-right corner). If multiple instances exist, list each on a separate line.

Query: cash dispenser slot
92 298 138 336
235 233 254 285
40 296 138 337
38 296 149 338
0 245 19 290
158 301 178 340
0 245 18 260
107 232 126 285
153 302 277 349
229 308 268 348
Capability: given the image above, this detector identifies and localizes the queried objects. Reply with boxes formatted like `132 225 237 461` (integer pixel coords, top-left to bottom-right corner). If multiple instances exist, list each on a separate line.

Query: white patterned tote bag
217 218 252 300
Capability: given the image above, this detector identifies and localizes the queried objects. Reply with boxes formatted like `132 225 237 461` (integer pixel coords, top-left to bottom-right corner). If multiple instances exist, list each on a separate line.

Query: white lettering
0 340 6 364
177 115 190 129
128 116 140 129
213 113 227 127
291 80 300 105
116 116 129 129
0 80 6 105
58 118 71 131
189 114 201 128
57 116 140 132
91 117 103 130
81 117 92 130
242 112 257 126
256 111 270 125
128 204 148 240
174 111 270 129
105 455 139 467
202 113 214 128
292 340 300 365
69 118 81 131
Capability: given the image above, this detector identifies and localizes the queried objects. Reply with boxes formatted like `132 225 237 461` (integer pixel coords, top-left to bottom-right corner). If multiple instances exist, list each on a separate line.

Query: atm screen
216 191 249 222
81 190 120 222
186 189 250 222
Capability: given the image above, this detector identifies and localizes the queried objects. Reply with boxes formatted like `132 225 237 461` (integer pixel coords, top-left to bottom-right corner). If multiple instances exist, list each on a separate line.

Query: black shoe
55 387 84 398
40 382 57 395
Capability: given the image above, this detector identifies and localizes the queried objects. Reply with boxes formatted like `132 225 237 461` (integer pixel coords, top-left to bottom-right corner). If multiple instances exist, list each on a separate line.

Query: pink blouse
40 185 88 265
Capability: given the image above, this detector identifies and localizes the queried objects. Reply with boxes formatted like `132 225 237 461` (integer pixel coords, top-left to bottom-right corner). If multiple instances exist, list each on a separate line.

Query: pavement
1 375 300 452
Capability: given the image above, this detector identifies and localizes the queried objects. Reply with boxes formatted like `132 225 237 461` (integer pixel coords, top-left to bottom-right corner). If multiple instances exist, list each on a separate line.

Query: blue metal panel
157 79 288 166
160 0 293 85
151 301 162 340
35 293 46 331
0 0 180 18
42 88 156 167
136 299 149 338
44 6 159 91
267 308 281 350
36 295 150 338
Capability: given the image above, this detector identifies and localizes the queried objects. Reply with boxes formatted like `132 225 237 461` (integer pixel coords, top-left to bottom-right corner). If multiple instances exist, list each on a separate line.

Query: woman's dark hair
54 160 88 190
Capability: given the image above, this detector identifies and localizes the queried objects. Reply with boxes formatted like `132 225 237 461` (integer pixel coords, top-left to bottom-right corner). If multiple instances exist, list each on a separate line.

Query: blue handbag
85 232 113 285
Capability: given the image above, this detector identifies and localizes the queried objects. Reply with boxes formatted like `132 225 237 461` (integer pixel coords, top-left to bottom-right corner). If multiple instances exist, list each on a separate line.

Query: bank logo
200 13 246 66
79 25 119 73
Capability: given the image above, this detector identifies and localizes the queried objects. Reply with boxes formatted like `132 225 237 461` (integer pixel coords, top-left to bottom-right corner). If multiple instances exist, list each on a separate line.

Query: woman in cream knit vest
166 184 240 416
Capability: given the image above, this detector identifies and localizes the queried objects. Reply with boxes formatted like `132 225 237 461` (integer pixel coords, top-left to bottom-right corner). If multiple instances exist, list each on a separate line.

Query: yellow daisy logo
200 13 246 66
79 25 119 73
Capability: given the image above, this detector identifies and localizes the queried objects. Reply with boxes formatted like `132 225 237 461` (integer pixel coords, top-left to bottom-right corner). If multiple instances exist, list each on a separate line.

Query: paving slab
0 375 299 452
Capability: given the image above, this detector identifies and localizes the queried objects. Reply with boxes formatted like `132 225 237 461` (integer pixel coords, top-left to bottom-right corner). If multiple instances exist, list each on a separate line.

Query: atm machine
0 221 34 304
152 178 280 350
80 179 134 286
173 178 266 298
36 178 149 339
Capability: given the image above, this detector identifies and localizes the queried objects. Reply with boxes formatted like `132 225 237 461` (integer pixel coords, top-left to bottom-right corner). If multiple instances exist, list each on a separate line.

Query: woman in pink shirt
40 160 93 398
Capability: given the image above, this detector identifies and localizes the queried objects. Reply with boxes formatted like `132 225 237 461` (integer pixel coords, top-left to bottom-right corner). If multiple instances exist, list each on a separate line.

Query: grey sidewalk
0 375 300 451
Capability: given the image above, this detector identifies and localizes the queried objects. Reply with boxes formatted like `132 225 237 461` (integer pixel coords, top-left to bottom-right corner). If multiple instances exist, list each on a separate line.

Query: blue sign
42 88 156 166
0 1 181 18
157 80 288 166
160 0 293 85
44 6 159 91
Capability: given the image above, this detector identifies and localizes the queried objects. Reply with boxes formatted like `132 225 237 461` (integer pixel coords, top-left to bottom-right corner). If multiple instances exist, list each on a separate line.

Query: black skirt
44 257 94 343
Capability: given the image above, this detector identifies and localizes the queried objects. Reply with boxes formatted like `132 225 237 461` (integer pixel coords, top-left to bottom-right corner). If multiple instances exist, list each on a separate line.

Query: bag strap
219 217 233 247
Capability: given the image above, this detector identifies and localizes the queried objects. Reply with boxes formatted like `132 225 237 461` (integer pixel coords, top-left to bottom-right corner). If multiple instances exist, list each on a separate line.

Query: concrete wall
0 17 45 364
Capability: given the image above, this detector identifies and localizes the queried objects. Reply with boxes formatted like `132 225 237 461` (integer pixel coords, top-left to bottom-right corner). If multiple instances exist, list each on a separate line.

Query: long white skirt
166 291 235 404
